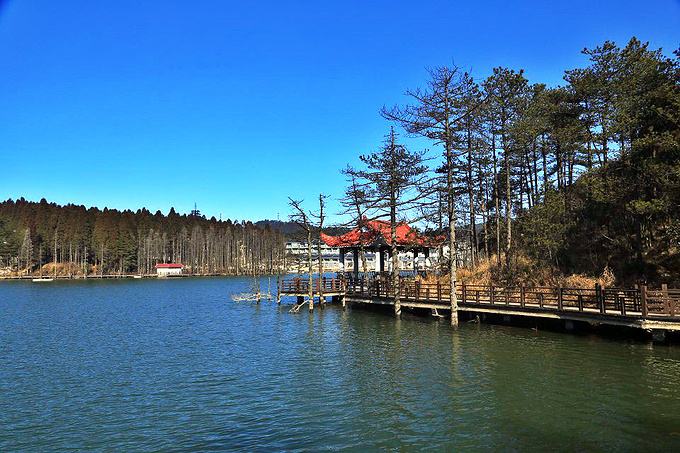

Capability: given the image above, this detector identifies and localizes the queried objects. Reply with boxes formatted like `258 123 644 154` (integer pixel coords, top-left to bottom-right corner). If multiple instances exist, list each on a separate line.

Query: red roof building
321 219 441 249
155 263 184 269
321 218 443 275
155 263 184 277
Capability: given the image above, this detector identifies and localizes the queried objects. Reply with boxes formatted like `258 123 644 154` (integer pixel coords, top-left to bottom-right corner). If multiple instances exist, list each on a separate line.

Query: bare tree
339 168 374 274
288 196 327 312
316 194 328 304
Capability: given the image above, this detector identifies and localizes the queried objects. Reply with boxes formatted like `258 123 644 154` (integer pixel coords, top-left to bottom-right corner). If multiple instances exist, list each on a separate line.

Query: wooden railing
342 276 680 319
279 277 345 295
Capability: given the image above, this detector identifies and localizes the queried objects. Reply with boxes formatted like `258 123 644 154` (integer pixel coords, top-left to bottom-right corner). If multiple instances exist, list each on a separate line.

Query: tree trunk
503 128 512 272
317 195 324 305
447 143 459 327
492 135 501 266
307 228 314 311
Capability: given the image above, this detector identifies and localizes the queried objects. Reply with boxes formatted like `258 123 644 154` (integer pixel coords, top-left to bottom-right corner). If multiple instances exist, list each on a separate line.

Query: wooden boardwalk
278 277 346 298
279 276 680 333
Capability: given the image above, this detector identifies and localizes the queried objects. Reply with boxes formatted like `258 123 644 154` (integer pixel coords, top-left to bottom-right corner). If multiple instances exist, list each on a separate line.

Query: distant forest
255 220 349 239
0 199 286 276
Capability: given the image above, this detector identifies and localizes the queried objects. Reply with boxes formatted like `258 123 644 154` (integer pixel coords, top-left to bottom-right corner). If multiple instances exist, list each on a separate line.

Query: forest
306 37 679 293
0 198 286 276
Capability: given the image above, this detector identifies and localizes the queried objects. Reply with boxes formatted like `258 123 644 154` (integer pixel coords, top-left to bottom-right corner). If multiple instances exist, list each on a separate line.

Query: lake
1 277 680 451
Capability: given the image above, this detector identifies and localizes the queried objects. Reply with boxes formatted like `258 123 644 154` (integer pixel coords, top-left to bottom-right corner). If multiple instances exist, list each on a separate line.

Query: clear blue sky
1 1 678 223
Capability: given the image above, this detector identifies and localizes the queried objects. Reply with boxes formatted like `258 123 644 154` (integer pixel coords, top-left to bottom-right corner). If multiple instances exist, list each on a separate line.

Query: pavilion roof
321 218 443 249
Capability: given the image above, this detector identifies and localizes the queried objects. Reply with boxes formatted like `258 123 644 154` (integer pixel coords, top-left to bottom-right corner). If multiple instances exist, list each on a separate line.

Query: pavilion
321 218 444 279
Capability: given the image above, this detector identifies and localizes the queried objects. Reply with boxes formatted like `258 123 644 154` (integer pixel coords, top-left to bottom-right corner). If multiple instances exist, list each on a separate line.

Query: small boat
32 278 54 283
133 275 143 279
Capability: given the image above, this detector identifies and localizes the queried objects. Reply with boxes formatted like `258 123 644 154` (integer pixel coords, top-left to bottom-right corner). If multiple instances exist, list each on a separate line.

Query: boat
133 275 143 279
32 278 54 282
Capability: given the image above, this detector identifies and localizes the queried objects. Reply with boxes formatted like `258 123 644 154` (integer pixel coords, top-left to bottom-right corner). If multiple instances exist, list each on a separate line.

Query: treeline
344 37 679 286
0 198 286 276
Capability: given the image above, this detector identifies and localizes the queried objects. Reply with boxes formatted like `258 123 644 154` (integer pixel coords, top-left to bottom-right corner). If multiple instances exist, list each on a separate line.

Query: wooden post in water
277 276 281 304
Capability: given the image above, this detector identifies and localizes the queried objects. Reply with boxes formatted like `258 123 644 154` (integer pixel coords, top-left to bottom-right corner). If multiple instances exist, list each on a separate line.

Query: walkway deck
279 276 680 333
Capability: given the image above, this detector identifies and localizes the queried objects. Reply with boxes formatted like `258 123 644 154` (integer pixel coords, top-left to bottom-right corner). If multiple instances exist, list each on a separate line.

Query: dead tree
340 168 374 274
288 196 327 311
316 194 328 305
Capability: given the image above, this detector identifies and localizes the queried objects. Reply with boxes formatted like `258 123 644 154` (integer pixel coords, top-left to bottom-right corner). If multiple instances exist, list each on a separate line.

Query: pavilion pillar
413 250 418 274
339 248 346 272
379 248 385 274
352 248 359 281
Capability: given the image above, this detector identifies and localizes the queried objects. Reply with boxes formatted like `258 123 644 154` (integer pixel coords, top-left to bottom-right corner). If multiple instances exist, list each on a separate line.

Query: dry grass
419 254 616 289
35 262 89 277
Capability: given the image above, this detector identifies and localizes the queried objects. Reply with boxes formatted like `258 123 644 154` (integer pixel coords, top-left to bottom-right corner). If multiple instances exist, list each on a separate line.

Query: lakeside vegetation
280 37 679 322
0 199 285 276
331 37 679 287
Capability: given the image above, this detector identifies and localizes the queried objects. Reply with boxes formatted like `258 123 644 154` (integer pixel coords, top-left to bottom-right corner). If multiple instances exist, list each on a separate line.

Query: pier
279 275 680 337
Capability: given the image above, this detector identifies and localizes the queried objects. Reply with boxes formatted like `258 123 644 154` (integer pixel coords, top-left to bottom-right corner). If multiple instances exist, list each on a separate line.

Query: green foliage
0 198 285 275
516 190 570 265
504 37 680 284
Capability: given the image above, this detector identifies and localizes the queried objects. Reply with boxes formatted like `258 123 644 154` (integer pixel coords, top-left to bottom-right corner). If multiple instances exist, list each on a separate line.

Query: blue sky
0 0 678 223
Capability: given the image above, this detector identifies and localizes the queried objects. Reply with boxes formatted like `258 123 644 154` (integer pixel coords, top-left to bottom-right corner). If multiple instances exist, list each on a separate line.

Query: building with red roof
155 263 184 277
321 218 443 277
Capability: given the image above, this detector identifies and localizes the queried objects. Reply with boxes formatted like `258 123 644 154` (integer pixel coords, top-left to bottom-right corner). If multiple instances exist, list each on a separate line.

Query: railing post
578 294 583 312
621 291 627 316
640 285 648 317
437 281 441 303
490 286 495 305
663 284 672 316
520 286 525 307
557 287 563 311
596 283 604 314
462 283 467 304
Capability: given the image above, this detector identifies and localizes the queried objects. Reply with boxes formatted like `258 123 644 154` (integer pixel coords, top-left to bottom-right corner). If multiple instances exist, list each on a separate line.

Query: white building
285 241 439 273
155 263 183 277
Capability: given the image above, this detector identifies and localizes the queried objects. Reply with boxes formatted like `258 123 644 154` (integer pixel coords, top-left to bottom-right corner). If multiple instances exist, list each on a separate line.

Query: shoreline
0 273 284 281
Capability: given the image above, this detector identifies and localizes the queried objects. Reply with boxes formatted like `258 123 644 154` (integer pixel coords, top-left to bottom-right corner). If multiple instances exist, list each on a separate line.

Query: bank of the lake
1 277 680 451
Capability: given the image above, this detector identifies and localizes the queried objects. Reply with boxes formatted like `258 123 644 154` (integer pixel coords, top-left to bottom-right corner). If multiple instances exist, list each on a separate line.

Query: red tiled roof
155 263 184 269
321 218 443 248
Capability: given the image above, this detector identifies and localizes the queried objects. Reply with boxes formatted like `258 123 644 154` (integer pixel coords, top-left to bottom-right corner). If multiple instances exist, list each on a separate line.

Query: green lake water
1 277 680 451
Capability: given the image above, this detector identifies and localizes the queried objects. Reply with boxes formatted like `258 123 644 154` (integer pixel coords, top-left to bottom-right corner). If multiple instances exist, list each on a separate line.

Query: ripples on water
1 278 680 451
